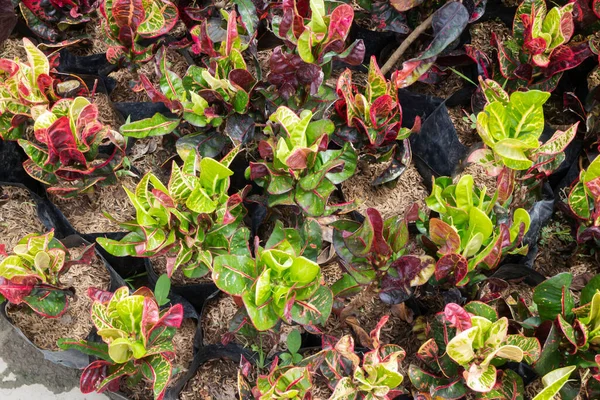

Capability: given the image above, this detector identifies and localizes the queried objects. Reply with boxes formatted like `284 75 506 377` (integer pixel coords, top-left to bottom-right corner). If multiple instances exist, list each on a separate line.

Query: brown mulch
0 186 45 251
341 162 428 220
179 359 240 400
49 175 138 234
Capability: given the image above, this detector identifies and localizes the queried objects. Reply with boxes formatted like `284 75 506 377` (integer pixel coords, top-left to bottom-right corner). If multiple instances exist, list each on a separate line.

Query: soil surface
179 359 239 400
7 246 110 350
341 162 428 220
0 186 45 250
49 176 137 234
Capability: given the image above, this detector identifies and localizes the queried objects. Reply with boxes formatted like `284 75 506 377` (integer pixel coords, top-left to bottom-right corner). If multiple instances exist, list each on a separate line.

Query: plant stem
381 13 435 76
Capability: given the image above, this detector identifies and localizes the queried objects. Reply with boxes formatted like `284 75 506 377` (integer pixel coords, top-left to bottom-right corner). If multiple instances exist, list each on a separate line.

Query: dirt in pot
119 318 198 400
201 294 238 346
6 246 110 350
341 161 428 220
93 93 123 130
456 163 497 194
0 186 46 250
153 257 213 286
449 106 479 147
48 176 138 234
180 358 240 400
130 136 177 184
469 21 511 61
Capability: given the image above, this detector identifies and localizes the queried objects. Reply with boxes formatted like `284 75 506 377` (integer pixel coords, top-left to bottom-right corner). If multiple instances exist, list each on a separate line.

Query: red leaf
139 74 182 112
429 218 461 255
190 22 217 57
327 4 353 42
497 167 515 203
152 189 175 208
444 303 472 331
80 360 110 393
156 303 183 328
142 296 160 338
111 0 144 30
0 244 6 257
0 277 36 304
286 148 310 169
366 208 392 257
87 287 113 303
546 42 593 77
435 253 468 285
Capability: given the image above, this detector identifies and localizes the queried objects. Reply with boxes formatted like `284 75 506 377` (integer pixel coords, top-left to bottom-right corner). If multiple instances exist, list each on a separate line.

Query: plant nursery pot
176 343 257 400
91 295 201 400
0 234 126 369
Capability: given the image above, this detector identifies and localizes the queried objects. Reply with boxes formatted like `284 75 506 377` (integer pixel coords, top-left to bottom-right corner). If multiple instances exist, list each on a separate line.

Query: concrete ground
0 315 108 399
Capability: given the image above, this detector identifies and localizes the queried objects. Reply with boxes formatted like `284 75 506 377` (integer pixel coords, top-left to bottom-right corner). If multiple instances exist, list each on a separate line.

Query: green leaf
532 366 576 400
154 274 171 306
291 285 332 327
233 0 259 34
242 289 279 331
255 269 271 307
494 139 533 170
510 208 531 242
120 114 180 138
446 326 478 365
581 275 600 305
57 339 112 361
287 329 302 354
464 301 498 322
213 255 256 296
533 272 573 321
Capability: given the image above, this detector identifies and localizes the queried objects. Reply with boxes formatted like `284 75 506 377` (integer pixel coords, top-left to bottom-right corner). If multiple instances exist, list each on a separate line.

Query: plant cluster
331 206 435 304
469 78 578 202
19 96 126 198
417 175 531 286
0 231 94 317
409 302 541 396
488 0 593 92
16 0 97 42
98 150 248 279
213 220 331 331
99 0 179 66
0 38 88 141
267 0 365 106
247 106 357 217
58 286 184 400
122 11 256 145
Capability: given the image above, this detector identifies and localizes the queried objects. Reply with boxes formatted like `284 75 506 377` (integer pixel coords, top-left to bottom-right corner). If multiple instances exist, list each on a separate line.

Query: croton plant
409 302 541 397
18 96 126 198
99 0 179 66
333 56 419 185
0 38 88 141
331 206 435 304
525 272 600 398
469 78 578 202
98 149 249 279
213 220 332 331
267 0 365 103
16 0 97 42
252 357 313 399
487 0 593 92
122 12 256 142
417 175 531 287
305 316 406 399
247 106 357 217
0 231 95 317
567 154 600 244
58 286 183 400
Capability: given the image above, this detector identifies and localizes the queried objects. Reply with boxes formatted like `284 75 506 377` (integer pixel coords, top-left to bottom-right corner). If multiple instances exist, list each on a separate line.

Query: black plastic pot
163 343 257 400
56 49 117 77
399 90 468 190
0 234 126 369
